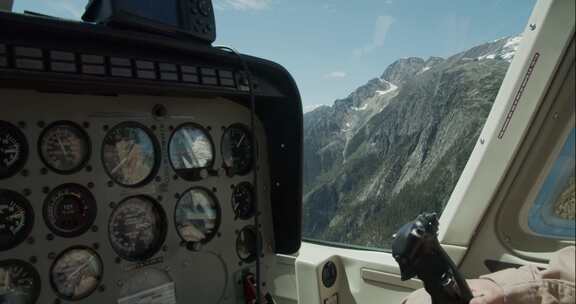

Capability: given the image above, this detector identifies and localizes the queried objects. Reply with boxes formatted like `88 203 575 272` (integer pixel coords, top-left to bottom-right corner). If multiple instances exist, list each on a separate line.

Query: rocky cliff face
303 36 521 247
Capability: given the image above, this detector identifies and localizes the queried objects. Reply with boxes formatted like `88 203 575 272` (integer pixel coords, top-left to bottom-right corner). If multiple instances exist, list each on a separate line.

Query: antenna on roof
82 0 216 44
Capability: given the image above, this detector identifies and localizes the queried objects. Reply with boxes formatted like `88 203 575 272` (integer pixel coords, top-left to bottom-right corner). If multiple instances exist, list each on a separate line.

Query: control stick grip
392 213 473 304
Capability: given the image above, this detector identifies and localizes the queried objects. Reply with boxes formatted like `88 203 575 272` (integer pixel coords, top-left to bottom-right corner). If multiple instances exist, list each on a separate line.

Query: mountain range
302 36 521 248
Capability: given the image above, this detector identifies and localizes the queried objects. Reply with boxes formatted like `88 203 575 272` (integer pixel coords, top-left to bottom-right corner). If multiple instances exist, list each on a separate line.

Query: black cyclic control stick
392 213 473 304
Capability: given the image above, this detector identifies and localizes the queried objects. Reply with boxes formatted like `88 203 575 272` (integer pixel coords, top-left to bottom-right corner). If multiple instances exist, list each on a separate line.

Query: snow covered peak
477 35 522 62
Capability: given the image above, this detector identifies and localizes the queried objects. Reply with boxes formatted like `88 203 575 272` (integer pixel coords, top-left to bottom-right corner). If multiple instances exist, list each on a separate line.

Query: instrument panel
0 89 275 304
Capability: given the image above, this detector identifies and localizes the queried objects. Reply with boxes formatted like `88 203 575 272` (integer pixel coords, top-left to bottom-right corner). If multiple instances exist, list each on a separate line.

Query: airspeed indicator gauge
50 247 103 300
0 121 28 179
168 123 214 180
39 121 90 174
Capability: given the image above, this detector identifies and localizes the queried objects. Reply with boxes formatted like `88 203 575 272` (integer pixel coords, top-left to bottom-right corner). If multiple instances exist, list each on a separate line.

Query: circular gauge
0 259 41 304
102 122 159 187
50 247 103 301
168 123 214 180
222 124 254 176
39 121 90 174
0 189 34 251
236 226 261 263
109 196 167 261
232 182 255 220
0 121 28 179
43 184 97 238
175 188 220 244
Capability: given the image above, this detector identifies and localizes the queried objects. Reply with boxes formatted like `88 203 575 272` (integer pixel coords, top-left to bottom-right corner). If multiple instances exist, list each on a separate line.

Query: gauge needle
66 256 95 281
236 134 246 148
2 148 18 153
110 143 136 174
57 137 68 157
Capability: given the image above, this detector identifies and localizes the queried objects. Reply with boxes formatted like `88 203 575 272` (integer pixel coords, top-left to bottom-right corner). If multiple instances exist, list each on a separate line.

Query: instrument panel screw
155 176 162 182
83 122 90 128
29 256 37 264
103 125 109 131
18 121 26 129
27 237 35 244
91 225 99 232
207 126 212 131
40 168 48 175
553 112 559 120
46 234 54 241
87 182 94 189
163 245 168 252
42 187 50 194
109 202 116 209
53 298 61 304
86 165 93 172
107 181 114 187
21 169 29 177
93 243 100 250
117 280 124 287
115 257 122 264
212 187 217 193
22 189 31 196
48 252 56 259
98 285 106 292
37 121 45 128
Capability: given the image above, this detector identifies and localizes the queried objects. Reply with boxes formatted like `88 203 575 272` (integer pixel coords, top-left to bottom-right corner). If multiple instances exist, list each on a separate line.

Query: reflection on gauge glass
236 226 261 263
169 124 214 174
175 188 220 244
232 182 255 220
0 189 34 251
44 184 97 238
119 268 174 301
0 121 28 179
102 122 158 187
39 121 90 174
222 124 253 176
0 260 41 304
50 247 102 300
109 196 167 261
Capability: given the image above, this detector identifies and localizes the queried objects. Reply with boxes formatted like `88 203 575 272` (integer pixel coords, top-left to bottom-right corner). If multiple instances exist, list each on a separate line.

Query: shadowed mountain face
303 36 520 248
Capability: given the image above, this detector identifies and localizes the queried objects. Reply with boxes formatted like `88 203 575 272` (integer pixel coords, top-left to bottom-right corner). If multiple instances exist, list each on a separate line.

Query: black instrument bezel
0 189 34 251
168 122 215 181
38 120 92 175
0 120 29 179
174 186 222 245
43 183 98 238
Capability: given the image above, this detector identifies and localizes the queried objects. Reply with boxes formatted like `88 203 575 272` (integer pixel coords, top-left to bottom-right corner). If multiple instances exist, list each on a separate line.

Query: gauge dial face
169 123 214 179
50 247 102 300
102 122 159 187
175 188 220 244
0 121 28 179
109 196 167 261
39 121 90 174
43 184 97 238
0 260 41 304
236 226 261 263
232 182 255 220
0 189 34 251
222 124 253 176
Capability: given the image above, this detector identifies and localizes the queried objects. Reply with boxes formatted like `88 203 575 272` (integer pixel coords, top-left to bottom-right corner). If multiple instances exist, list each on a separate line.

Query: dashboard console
0 11 302 304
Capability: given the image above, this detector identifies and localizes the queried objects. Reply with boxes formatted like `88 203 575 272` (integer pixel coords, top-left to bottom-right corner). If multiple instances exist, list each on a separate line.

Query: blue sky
12 0 536 111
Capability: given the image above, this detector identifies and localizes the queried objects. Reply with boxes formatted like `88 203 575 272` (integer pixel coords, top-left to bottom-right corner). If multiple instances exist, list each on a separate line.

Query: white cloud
324 71 347 79
353 15 395 57
215 0 271 11
385 0 394 4
303 104 327 113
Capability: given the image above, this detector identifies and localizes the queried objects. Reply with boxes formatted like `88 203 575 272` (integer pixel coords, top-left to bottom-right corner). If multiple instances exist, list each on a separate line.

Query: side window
528 128 575 239
302 2 536 250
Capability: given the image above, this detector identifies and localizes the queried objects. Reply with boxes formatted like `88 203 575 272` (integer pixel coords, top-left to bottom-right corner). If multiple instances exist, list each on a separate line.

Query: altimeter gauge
0 259 41 304
39 121 90 174
50 247 103 300
221 124 254 176
0 189 34 251
43 184 97 238
168 123 214 180
102 122 159 187
175 188 220 244
0 121 28 179
109 196 167 261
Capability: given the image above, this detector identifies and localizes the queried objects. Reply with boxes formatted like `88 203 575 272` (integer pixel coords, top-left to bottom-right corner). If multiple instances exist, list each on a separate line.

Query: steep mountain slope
303 36 520 248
